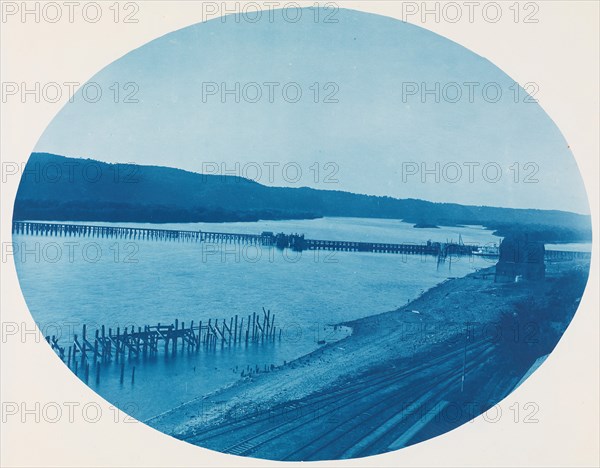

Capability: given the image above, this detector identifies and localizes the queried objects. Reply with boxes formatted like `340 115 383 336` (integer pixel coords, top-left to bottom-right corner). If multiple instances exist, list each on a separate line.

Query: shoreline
148 259 588 446
143 269 484 426
146 264 523 435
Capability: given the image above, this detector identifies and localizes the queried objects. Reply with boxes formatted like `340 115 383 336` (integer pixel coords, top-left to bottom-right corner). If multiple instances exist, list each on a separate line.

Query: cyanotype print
12 8 591 461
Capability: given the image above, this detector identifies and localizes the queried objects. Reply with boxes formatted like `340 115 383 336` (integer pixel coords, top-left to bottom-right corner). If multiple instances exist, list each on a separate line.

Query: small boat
473 244 499 257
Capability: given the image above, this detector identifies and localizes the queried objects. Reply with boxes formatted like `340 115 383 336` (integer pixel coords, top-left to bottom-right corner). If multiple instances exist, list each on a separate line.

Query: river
14 217 503 420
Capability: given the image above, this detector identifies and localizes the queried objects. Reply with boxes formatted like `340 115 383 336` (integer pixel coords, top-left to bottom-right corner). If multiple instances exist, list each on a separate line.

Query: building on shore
495 233 545 282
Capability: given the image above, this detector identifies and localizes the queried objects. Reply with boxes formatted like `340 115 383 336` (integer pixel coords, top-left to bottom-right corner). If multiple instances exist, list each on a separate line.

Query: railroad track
180 336 490 444
282 345 496 460
180 337 497 460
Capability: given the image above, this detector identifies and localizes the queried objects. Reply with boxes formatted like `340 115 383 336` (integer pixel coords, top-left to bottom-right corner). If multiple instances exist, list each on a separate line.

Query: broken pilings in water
50 309 280 371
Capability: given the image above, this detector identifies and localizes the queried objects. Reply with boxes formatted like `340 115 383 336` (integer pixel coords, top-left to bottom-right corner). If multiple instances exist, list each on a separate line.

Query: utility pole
461 327 469 393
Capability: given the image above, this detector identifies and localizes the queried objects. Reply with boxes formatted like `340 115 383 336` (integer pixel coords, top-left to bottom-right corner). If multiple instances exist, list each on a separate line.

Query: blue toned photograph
11 7 591 461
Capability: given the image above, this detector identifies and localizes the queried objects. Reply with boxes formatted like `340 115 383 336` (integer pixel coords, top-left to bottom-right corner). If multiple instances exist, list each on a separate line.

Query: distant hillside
13 153 592 243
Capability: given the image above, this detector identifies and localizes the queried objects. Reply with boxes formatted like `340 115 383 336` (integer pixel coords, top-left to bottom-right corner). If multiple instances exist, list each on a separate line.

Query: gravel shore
148 261 588 441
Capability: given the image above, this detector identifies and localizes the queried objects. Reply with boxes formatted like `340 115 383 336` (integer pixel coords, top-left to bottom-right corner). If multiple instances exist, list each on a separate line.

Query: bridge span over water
11 221 591 260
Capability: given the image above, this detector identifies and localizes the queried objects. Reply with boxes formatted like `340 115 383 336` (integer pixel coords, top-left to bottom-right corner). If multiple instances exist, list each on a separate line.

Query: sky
34 8 590 215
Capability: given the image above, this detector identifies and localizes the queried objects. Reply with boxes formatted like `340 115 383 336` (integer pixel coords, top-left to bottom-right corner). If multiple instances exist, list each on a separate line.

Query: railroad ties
46 308 280 383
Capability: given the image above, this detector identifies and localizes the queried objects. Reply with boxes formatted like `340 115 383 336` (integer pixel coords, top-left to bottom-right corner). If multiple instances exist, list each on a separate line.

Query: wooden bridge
12 221 591 260
304 238 444 255
12 221 476 257
545 249 592 261
12 221 271 245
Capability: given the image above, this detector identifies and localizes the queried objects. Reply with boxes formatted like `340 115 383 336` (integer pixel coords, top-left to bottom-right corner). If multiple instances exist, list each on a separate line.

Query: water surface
14 217 499 419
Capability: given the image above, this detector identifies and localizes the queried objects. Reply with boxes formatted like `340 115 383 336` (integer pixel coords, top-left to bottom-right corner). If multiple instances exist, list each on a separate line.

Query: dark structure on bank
495 233 546 282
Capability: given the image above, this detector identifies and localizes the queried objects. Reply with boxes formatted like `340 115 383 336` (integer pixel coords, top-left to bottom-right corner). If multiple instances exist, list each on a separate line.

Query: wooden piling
101 325 106 355
234 315 238 344
181 321 185 352
206 319 212 348
173 319 178 354
196 320 202 350
82 324 88 363
142 326 148 354
189 321 194 351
